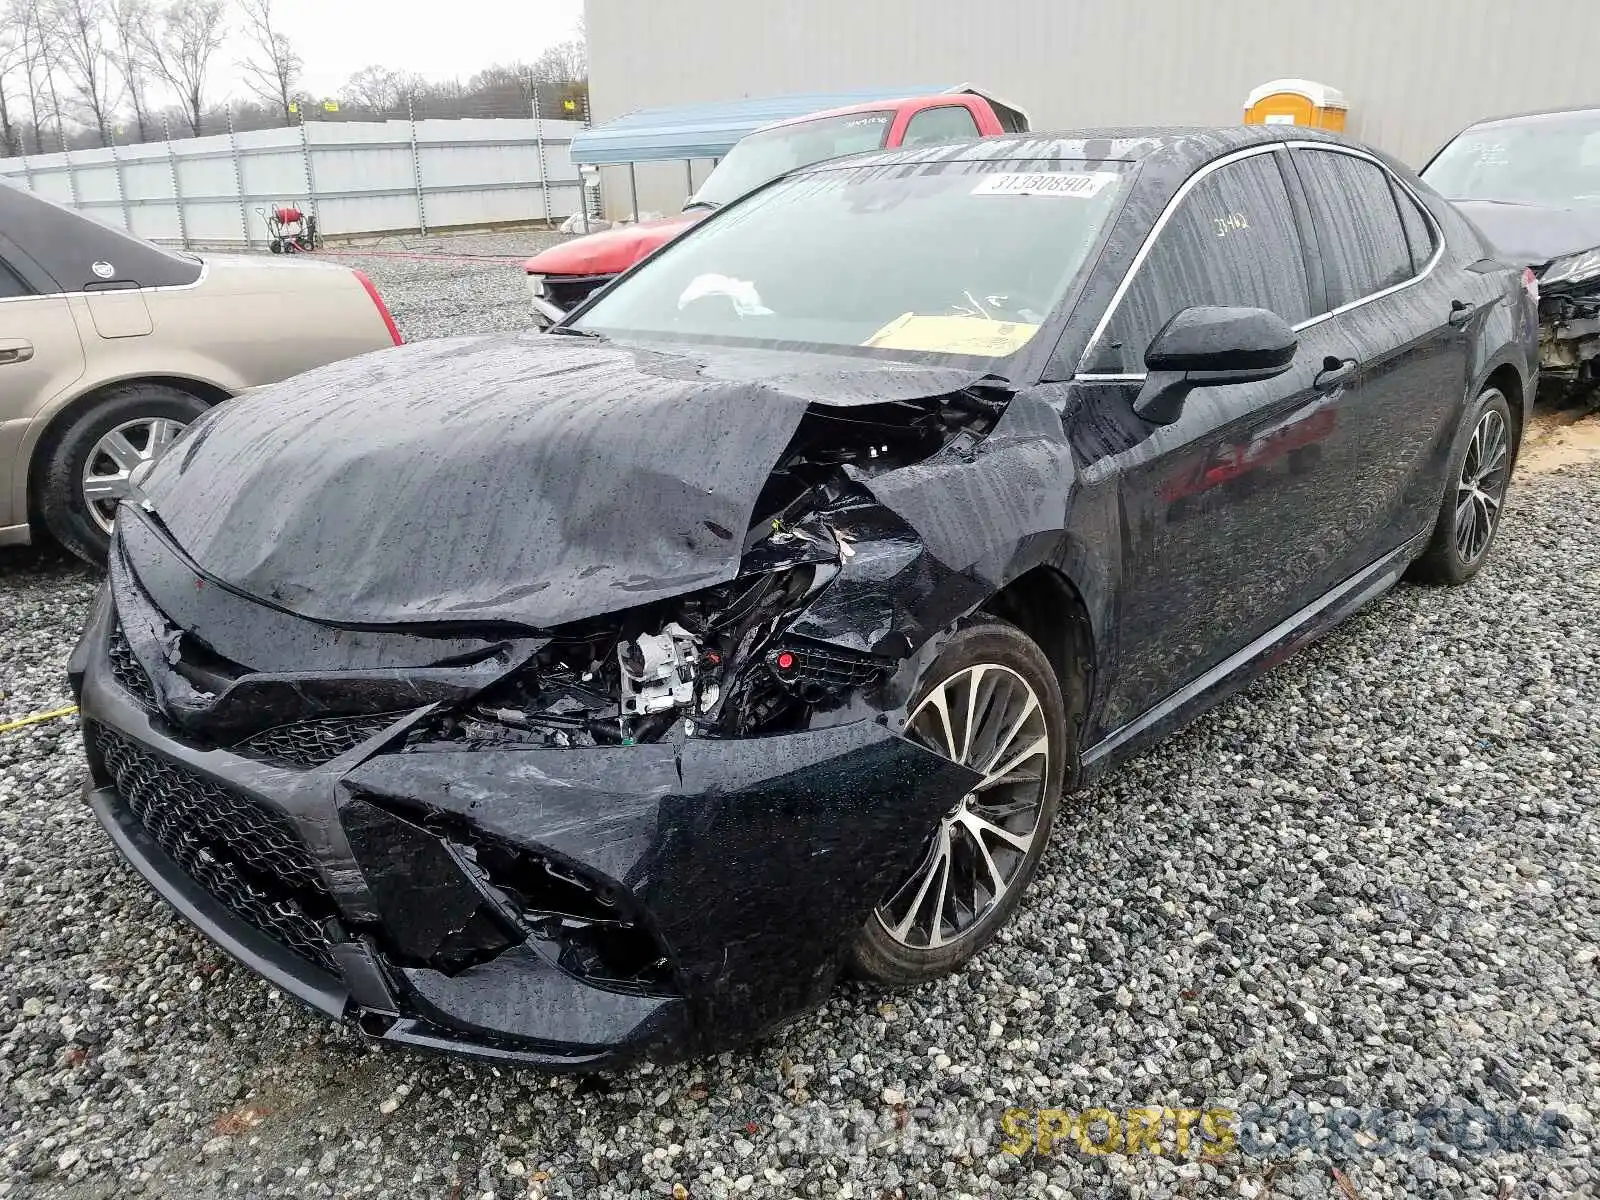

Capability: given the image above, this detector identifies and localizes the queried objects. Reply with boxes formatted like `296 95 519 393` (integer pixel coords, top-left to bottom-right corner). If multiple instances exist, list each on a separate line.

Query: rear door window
1086 151 1312 374
0 260 31 299
1393 184 1437 275
901 105 981 147
1294 149 1416 308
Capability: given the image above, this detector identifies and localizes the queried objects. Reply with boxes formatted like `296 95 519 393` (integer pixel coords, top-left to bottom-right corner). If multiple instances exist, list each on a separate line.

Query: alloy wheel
82 417 188 534
875 663 1052 950
1454 408 1509 566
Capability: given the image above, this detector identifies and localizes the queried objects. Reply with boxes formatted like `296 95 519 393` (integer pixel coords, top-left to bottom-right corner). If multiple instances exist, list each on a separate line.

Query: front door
1074 147 1354 729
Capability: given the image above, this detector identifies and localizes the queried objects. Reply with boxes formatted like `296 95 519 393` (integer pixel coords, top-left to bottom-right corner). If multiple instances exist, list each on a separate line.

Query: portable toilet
1244 79 1347 131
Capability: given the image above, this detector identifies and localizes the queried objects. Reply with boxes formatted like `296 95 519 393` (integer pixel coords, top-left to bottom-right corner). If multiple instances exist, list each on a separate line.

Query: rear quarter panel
144 257 395 389
1423 187 1539 430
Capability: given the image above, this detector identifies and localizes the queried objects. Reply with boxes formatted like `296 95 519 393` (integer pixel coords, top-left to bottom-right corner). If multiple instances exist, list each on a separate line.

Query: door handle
1314 356 1358 392
1448 299 1477 328
0 340 34 365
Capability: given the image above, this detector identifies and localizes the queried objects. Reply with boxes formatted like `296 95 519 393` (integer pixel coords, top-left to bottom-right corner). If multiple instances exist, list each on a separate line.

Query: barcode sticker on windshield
971 171 1120 198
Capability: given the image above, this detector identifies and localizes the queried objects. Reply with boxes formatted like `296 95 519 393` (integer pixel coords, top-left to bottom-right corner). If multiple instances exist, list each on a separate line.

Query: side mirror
1133 306 1298 424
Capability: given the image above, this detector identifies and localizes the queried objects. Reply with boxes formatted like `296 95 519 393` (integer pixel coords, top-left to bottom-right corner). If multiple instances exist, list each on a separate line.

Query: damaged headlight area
437 391 1008 749
1537 248 1600 377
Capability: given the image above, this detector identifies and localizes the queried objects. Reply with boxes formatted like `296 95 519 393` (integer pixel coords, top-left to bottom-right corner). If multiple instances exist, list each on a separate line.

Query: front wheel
849 620 1069 986
1408 387 1514 585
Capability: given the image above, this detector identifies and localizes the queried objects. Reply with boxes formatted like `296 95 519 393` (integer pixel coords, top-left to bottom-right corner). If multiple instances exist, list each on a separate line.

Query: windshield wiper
682 199 720 213
547 325 605 340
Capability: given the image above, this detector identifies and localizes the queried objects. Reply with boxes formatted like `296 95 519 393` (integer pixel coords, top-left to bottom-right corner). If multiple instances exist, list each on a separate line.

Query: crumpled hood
138 333 987 629
1453 199 1600 267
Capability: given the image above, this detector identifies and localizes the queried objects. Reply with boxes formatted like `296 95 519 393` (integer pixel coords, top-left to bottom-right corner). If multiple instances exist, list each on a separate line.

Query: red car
525 88 1028 323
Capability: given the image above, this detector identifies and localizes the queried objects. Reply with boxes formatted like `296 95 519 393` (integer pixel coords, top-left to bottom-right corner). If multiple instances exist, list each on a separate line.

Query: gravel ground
1 235 1597 1199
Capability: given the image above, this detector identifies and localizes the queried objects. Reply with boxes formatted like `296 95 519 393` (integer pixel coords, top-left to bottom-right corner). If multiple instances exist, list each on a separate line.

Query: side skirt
1079 534 1425 779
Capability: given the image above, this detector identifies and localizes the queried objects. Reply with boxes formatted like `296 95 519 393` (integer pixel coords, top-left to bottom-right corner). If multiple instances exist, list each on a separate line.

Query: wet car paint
73 127 1538 1068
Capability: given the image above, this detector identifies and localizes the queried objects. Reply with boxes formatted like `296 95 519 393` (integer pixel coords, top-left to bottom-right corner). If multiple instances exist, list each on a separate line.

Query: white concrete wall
0 117 588 246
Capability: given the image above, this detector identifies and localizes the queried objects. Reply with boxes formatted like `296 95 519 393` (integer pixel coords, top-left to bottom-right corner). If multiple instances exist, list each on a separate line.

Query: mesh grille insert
107 623 158 710
235 715 395 769
93 725 338 974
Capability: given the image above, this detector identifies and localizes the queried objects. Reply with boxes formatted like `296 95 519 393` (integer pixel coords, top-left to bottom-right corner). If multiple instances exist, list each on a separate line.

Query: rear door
1286 146 1476 569
0 252 85 529
1076 147 1356 728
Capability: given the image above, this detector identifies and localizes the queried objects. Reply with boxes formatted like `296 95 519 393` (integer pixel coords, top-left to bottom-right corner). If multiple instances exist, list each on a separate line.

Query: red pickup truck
525 88 1029 323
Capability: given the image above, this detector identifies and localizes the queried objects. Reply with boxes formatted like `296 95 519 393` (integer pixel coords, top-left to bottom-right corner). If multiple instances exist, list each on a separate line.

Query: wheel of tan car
849 620 1068 986
37 383 210 565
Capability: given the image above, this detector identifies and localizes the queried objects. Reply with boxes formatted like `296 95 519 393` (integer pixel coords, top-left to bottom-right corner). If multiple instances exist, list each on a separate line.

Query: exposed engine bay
437 389 1010 750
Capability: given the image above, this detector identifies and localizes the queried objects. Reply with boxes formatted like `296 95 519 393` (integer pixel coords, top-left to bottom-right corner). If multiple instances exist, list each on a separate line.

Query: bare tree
9 0 58 151
138 0 224 135
341 64 424 114
50 0 118 145
0 24 23 156
237 0 300 126
532 38 585 86
345 64 425 113
108 0 153 140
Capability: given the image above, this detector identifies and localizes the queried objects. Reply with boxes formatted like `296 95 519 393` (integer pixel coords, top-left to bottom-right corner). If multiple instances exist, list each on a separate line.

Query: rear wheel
37 383 209 565
1408 387 1513 585
849 621 1068 985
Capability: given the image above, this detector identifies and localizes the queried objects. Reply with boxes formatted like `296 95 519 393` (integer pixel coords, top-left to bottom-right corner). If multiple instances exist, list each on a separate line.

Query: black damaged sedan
72 127 1537 1068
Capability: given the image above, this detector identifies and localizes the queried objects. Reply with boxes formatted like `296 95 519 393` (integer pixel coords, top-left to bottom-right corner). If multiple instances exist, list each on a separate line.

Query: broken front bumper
72 592 974 1068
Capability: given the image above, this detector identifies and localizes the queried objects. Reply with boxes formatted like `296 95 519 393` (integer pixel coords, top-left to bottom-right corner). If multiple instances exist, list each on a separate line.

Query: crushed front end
69 330 1082 1066
68 386 1050 1066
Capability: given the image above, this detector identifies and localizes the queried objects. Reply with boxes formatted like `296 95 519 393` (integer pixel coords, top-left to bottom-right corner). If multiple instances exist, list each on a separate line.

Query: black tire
36 383 210 565
849 619 1070 986
1407 387 1514 586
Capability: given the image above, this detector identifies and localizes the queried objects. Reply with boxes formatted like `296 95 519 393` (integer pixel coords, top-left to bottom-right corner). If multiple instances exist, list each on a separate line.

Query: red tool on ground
260 204 319 253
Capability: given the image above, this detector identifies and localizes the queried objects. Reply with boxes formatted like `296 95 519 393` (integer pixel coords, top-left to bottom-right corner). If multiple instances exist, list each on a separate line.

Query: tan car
0 183 402 563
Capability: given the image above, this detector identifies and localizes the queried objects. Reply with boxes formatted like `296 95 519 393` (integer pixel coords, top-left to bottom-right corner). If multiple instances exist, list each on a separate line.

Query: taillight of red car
352 269 404 345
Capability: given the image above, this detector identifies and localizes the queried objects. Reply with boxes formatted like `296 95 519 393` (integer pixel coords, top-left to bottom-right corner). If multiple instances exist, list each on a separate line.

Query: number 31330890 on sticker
971 171 1121 198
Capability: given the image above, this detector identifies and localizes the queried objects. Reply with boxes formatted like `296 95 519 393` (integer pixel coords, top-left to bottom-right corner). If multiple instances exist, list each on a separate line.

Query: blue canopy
571 87 951 165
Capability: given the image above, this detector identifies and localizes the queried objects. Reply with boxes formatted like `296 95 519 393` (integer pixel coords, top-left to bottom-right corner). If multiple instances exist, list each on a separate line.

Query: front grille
234 715 396 769
93 725 338 973
107 623 158 710
545 274 611 311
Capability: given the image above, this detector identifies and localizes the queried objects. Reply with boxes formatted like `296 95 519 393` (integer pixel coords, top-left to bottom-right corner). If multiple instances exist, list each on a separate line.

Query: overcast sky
240 0 584 98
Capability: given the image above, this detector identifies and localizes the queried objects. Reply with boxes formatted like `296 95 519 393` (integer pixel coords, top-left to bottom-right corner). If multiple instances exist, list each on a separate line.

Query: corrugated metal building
586 0 1598 217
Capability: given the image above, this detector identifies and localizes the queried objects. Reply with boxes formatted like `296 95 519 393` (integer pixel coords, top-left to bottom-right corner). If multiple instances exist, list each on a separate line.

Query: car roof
754 85 1027 135
1458 105 1600 131
760 98 916 128
801 124 1354 174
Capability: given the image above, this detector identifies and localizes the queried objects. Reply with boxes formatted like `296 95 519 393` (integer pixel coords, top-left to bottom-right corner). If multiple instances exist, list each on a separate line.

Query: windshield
576 160 1131 361
1423 111 1600 208
688 111 894 209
